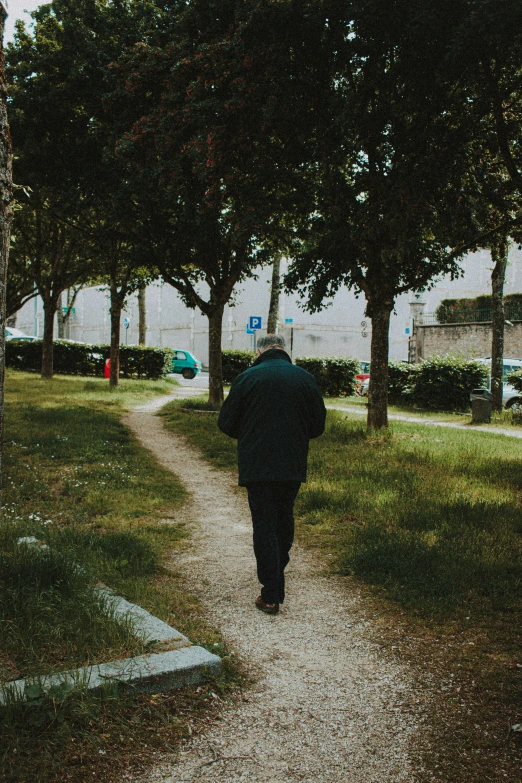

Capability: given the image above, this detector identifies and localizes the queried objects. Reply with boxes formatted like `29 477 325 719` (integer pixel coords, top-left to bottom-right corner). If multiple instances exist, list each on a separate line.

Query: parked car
355 361 370 396
171 349 202 379
476 357 522 408
5 326 38 342
359 376 370 397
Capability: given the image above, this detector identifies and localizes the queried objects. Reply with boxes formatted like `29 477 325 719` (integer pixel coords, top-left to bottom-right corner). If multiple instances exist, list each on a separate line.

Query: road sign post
248 317 262 353
284 318 294 357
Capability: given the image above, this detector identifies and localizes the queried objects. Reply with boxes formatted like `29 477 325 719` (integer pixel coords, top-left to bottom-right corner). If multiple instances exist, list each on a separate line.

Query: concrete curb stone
0 593 221 705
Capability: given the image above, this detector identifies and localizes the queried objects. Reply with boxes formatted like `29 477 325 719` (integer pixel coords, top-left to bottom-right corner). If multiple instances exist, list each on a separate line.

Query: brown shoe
255 595 279 615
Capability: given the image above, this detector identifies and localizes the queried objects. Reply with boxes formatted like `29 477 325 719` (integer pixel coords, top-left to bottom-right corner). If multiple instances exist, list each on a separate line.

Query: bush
409 355 488 411
436 294 522 324
5 341 173 380
221 349 255 383
506 369 522 392
294 356 360 397
221 350 360 396
387 361 418 404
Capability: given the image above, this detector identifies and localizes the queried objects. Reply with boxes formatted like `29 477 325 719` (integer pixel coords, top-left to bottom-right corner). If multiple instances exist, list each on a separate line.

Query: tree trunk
0 3 12 519
490 237 508 412
208 305 224 404
267 257 281 334
367 299 393 430
57 292 65 339
109 284 122 387
41 296 58 379
138 284 146 345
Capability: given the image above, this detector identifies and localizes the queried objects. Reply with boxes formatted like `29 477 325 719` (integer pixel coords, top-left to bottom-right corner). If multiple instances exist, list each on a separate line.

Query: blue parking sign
249 316 263 330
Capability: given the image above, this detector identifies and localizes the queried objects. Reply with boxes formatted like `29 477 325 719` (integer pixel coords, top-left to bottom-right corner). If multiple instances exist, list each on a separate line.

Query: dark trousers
246 481 301 605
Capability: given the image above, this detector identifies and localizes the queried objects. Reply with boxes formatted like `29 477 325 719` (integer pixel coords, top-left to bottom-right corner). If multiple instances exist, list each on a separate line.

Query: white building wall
13 245 522 367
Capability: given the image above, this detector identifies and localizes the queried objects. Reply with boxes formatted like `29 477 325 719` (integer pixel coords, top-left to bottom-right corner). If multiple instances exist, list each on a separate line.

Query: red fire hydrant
104 358 111 379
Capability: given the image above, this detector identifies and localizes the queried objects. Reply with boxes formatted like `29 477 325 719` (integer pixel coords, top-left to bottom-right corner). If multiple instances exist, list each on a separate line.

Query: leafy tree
447 0 522 198
9 196 94 377
7 0 161 384
0 1 12 516
281 0 488 428
6 245 36 320
112 0 315 401
443 1 522 411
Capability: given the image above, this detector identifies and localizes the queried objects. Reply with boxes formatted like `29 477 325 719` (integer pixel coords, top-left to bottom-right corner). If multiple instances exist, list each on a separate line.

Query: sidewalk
327 403 522 439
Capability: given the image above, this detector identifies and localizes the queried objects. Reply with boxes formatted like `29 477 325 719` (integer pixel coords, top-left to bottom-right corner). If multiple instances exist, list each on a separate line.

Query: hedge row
221 350 255 383
5 340 173 380
294 357 360 397
436 294 522 324
221 350 361 396
387 356 489 410
221 351 487 408
7 341 489 409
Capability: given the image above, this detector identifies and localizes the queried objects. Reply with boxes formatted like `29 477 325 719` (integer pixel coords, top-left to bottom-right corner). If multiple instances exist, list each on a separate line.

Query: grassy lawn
326 392 522 426
160 396 522 782
1 373 238 783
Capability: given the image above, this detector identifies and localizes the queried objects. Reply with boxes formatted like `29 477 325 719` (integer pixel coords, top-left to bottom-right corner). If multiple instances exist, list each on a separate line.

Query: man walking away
218 334 326 615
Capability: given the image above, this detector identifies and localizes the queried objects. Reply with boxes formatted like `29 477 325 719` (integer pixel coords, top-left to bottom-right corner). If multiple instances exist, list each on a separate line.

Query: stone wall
415 321 522 360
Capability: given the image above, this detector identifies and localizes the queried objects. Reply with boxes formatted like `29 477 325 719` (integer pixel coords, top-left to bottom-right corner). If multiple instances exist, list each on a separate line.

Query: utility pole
0 0 13 519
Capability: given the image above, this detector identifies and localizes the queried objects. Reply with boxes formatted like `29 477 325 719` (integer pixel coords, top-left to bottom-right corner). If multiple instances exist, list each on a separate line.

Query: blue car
171 349 203 379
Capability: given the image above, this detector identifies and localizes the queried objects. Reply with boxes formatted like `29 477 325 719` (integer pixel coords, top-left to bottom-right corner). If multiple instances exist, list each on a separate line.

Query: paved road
168 371 209 395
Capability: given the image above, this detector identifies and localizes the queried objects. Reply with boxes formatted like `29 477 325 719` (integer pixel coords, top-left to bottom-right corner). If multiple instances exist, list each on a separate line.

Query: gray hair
257 333 286 351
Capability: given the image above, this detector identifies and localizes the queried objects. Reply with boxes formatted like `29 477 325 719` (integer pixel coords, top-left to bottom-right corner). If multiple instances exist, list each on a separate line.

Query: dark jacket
218 348 326 485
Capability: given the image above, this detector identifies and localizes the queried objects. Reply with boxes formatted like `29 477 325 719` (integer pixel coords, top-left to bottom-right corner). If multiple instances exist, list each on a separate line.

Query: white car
5 326 38 341
476 358 522 408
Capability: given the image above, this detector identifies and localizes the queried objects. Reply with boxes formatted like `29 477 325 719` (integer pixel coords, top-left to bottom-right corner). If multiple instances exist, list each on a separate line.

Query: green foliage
221 349 255 383
506 369 522 392
387 360 418 404
436 294 522 323
0 371 192 683
410 355 488 411
160 398 238 472
157 404 522 622
5 341 173 379
300 410 522 618
294 356 360 397
0 526 145 677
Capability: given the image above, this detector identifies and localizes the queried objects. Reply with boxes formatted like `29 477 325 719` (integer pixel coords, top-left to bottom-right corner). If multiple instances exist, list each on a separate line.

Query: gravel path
125 390 430 783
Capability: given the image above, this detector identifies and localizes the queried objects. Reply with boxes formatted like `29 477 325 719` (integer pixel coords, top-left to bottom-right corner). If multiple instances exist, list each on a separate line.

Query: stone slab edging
0 592 221 706
100 588 191 650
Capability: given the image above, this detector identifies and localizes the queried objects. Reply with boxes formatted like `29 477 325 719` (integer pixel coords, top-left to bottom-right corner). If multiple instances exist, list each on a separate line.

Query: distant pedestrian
218 334 326 614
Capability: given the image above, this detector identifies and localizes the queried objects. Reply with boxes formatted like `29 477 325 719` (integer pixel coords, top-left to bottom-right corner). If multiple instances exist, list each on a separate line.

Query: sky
4 0 43 43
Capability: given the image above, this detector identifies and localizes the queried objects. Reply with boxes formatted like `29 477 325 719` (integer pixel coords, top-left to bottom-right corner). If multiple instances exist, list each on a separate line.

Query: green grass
160 397 522 627
1 373 240 783
1 373 188 679
301 412 522 620
326 392 522 428
159 396 237 471
137 398 522 783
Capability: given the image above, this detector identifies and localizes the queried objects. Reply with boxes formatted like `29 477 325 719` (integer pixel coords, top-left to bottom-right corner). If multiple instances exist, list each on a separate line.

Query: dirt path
125 391 431 783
